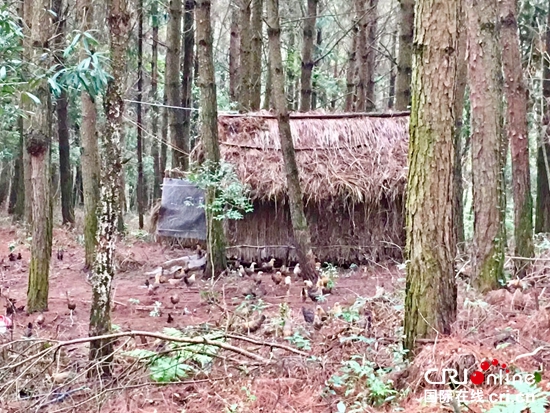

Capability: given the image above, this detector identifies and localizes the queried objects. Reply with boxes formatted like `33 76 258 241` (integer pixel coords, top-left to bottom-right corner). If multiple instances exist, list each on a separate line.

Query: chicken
316 305 328 322
196 244 204 259
262 258 276 272
16 252 22 260
315 262 321 271
183 273 196 287
282 318 292 337
167 313 174 323
280 265 289 275
66 291 76 312
302 307 315 324
238 265 246 277
245 262 257 276
35 312 45 327
24 322 33 338
241 314 267 333
313 307 325 331
330 302 342 318
168 278 182 287
253 271 263 285
51 371 72 384
148 282 160 295
240 282 257 298
293 264 302 278
302 280 322 302
57 249 64 261
271 271 283 285
284 275 291 286
300 287 308 302
170 293 179 308
144 279 150 288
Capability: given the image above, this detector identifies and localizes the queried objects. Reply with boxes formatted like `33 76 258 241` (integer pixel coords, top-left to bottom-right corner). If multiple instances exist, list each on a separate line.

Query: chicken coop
194 111 410 265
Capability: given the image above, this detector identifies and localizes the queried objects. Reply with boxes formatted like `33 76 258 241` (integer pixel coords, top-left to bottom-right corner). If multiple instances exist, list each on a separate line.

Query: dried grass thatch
195 111 409 204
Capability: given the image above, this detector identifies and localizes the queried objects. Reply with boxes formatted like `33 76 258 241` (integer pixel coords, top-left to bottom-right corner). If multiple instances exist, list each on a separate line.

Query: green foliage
485 380 550 413
186 160 254 221
325 354 398 411
123 328 223 382
285 331 311 350
149 301 162 317
340 297 367 324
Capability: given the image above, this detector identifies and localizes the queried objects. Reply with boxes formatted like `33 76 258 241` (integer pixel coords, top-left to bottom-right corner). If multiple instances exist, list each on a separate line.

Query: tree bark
453 0 466 249
160 92 168 175
403 0 458 354
467 0 505 292
80 0 100 270
299 0 317 112
150 0 161 200
266 0 317 281
229 3 240 102
26 0 54 313
22 0 33 226
181 0 194 155
537 0 550 233
249 0 263 110
8 120 25 219
89 0 129 375
167 0 187 170
394 0 414 111
136 0 145 229
239 0 252 111
196 0 228 276
262 53 272 109
500 0 533 277
53 0 74 225
345 25 358 111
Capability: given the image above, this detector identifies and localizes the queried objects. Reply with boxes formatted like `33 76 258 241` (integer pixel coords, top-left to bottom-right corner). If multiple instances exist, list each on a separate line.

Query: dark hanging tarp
157 178 207 240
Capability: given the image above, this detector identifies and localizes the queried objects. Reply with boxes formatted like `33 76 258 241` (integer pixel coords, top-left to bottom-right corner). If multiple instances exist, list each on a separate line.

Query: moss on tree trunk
403 0 458 354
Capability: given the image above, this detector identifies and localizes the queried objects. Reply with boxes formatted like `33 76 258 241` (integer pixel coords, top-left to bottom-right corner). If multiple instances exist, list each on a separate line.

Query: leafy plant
340 297 367 324
285 331 311 351
485 380 550 413
149 301 162 317
186 160 254 221
123 328 224 382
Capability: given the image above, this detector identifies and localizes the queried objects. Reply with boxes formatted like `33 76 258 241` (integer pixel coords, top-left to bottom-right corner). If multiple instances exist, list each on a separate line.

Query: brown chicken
262 258 276 272
271 271 283 285
302 307 314 324
241 314 266 333
183 273 196 287
170 293 179 308
66 291 76 312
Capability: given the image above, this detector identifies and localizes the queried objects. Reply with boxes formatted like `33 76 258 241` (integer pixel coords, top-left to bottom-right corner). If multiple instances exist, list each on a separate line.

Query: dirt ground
0 216 549 413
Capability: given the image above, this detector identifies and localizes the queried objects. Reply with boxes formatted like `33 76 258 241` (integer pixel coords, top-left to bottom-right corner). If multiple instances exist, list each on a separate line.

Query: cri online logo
424 357 541 386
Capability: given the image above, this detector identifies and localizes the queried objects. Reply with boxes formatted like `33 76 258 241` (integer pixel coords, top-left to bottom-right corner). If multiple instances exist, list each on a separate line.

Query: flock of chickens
143 246 341 334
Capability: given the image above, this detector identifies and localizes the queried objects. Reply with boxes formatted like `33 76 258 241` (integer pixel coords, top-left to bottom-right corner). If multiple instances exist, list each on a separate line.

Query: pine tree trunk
89 0 129 375
394 0 414 111
53 0 74 225
80 0 100 270
249 0 263 110
229 3 240 102
8 122 24 219
22 0 33 227
287 29 297 110
266 0 317 281
263 53 272 109
239 0 252 111
345 26 358 111
136 0 145 229
150 0 161 200
299 0 317 112
403 0 458 353
26 0 54 313
365 0 377 111
167 0 187 169
196 0 228 276
355 0 367 111
453 0 466 249
387 29 397 109
500 0 533 277
467 0 505 292
537 0 550 233
160 92 168 174
181 0 194 155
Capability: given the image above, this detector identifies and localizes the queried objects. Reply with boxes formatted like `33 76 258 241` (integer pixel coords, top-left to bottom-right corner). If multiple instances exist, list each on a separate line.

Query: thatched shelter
199 111 409 265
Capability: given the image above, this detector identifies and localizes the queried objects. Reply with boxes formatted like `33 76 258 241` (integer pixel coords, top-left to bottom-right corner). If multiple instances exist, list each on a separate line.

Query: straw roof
211 111 409 204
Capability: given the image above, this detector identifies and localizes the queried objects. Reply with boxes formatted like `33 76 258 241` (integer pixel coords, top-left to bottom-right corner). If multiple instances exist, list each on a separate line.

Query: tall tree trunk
229 3 240 102
266 0 317 281
467 0 505 292
89 0 129 375
160 92 168 174
8 121 24 219
299 0 317 112
537 0 550 233
500 0 533 276
403 0 458 354
181 0 194 155
239 0 252 111
387 29 397 109
80 0 100 270
311 19 323 110
345 26 358 111
167 0 187 169
394 0 414 111
365 0 377 111
22 0 33 226
136 0 145 229
196 0 228 276
53 0 74 225
355 0 367 111
250 0 263 110
263 54 272 109
26 0 54 313
151 0 161 200
453 0 466 249
287 29 297 110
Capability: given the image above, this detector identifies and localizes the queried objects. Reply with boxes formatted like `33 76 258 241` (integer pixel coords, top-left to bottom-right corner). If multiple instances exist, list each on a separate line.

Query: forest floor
0 214 549 413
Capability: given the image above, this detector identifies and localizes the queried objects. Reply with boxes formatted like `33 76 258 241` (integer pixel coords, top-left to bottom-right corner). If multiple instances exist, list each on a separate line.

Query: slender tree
150 0 161 200
181 0 194 155
26 0 54 313
394 0 414 111
500 0 534 276
136 0 145 229
22 0 33 226
229 2 239 102
403 0 458 353
467 0 505 292
249 0 263 110
537 0 550 233
239 0 252 111
196 0 228 275
53 0 74 225
344 25 358 111
166 0 187 169
89 0 129 374
80 0 100 270
266 0 317 281
299 0 318 112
